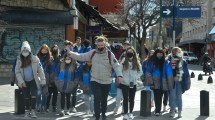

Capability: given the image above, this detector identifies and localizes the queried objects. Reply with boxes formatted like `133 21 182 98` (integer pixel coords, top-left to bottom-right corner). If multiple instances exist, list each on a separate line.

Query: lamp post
159 0 163 47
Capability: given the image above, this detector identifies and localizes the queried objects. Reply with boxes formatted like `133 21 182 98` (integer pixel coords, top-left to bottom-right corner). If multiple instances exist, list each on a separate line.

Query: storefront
0 7 73 63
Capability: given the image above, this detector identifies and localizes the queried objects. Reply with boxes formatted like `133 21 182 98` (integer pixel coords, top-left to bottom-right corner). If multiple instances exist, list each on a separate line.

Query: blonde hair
171 47 183 53
95 35 108 44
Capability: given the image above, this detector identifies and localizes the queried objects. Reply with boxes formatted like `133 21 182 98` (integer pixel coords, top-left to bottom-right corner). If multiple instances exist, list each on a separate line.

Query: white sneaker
123 114 129 120
59 110 65 117
163 106 167 112
71 107 77 113
31 111 37 118
178 111 182 118
129 113 134 119
24 111 30 117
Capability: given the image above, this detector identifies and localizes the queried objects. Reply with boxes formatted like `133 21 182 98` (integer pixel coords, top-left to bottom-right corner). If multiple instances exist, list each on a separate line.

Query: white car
183 51 198 64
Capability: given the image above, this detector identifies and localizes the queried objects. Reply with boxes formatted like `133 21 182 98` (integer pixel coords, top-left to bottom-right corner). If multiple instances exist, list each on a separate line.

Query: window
213 8 215 16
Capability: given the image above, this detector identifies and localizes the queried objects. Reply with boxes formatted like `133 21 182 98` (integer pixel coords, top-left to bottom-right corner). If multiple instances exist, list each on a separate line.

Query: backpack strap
90 50 96 62
108 50 111 65
90 50 112 65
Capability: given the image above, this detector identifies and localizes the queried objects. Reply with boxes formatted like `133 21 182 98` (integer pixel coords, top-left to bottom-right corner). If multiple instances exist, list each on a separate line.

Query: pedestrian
65 35 123 120
168 47 191 117
119 47 143 120
36 44 52 113
46 44 60 112
56 53 79 116
82 61 94 115
60 40 73 59
145 47 174 116
142 49 154 107
15 41 46 118
113 40 131 114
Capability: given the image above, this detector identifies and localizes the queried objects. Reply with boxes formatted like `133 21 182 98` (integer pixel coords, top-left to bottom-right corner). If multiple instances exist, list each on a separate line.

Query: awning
0 6 73 25
209 26 215 34
77 0 119 30
179 39 205 45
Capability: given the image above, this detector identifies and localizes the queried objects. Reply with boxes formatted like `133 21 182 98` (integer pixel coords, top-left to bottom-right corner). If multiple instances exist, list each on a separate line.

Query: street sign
176 6 201 18
161 6 173 18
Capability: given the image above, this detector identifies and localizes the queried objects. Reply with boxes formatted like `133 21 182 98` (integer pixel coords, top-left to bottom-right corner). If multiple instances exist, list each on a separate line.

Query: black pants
60 92 71 110
71 86 77 108
91 81 110 119
163 91 168 106
120 84 136 114
46 83 58 108
22 80 37 110
153 89 166 113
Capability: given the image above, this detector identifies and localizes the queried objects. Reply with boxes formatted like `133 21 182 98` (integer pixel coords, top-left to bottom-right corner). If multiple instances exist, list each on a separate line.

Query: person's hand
116 76 123 85
22 82 27 87
65 46 70 53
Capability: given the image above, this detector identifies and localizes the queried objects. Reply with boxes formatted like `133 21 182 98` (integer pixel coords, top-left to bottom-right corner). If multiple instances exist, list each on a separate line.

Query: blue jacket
142 60 148 82
145 60 174 90
181 60 191 93
56 63 79 93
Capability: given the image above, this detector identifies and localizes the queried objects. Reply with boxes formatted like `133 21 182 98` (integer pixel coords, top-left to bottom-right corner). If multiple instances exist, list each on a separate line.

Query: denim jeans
84 94 94 112
145 86 154 102
115 88 123 108
36 87 47 111
169 81 182 112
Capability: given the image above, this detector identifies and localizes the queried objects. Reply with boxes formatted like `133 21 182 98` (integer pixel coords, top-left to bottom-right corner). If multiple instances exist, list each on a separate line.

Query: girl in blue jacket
56 54 79 116
145 48 174 116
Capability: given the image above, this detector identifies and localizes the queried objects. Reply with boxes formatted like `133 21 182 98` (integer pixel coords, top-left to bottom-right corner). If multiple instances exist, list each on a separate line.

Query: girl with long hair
119 47 143 120
15 41 46 118
36 44 52 112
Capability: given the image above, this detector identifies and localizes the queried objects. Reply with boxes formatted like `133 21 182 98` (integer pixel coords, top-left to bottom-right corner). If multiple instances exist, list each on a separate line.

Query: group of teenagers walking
14 34 190 120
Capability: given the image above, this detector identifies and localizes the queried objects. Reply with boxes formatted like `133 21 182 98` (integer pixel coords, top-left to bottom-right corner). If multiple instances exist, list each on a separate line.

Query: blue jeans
145 86 154 102
36 88 47 111
169 81 182 112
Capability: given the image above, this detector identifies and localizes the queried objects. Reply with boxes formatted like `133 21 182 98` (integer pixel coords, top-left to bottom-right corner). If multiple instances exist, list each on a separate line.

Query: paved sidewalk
0 65 215 120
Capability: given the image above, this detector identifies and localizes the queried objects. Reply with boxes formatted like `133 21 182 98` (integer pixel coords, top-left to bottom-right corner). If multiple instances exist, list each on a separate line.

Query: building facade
180 0 215 58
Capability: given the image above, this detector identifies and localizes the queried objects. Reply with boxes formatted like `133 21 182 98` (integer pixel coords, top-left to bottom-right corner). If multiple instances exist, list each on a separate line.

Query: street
0 64 215 120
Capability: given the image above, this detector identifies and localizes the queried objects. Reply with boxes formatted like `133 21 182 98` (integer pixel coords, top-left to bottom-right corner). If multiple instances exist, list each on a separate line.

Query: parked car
183 51 198 64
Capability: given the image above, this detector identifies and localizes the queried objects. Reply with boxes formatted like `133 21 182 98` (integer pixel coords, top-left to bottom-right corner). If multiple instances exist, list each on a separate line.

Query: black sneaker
102 115 107 120
53 107 56 112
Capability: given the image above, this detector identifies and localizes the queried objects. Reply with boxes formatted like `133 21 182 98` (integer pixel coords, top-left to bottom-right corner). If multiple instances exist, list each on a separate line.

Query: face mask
157 56 163 59
126 52 134 58
176 53 182 57
22 52 29 57
98 47 105 51
65 59 71 64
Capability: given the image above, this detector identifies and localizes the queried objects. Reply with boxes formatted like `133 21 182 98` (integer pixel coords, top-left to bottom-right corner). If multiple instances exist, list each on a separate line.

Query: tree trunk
140 30 147 61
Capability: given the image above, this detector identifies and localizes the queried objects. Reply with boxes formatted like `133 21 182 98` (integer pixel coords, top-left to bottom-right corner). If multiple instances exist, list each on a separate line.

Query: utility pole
159 0 163 47
172 0 176 47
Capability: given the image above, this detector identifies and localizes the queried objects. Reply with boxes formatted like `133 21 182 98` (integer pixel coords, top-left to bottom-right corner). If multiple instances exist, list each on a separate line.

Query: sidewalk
0 75 215 120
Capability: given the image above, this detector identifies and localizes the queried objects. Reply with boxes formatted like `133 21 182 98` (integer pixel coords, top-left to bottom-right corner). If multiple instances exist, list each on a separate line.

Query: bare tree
120 0 204 60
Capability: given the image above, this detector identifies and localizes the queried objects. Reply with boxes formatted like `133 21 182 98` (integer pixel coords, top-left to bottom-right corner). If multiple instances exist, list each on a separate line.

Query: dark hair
51 44 60 64
20 53 32 68
153 47 165 72
145 48 149 56
83 39 90 47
